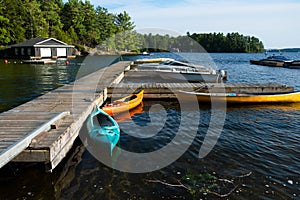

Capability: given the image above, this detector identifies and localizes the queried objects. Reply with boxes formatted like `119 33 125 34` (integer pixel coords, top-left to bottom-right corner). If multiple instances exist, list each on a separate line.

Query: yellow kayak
179 90 300 104
103 90 144 115
113 102 144 123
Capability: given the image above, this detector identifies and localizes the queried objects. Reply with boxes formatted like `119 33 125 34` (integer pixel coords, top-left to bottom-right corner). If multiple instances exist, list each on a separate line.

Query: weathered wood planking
0 120 53 127
108 82 294 98
0 112 70 169
8 61 132 171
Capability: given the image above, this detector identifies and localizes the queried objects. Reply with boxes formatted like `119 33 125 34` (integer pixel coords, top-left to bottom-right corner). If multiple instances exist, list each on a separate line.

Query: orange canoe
102 90 144 116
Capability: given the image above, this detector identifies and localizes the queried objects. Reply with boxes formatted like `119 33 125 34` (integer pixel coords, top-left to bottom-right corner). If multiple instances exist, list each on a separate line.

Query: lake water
0 53 299 199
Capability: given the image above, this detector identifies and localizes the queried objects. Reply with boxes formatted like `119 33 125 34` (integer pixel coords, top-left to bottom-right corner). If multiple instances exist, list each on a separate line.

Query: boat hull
103 90 144 116
160 71 221 82
130 58 227 82
88 128 120 152
250 60 290 67
179 91 300 104
288 60 300 69
114 102 144 122
250 55 294 68
87 107 120 154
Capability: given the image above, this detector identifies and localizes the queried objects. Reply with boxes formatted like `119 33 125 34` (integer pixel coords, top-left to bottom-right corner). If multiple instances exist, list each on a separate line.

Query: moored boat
250 55 294 67
113 102 144 123
137 59 211 72
288 60 300 69
102 90 144 116
129 59 227 83
178 90 300 104
126 70 223 83
86 106 120 154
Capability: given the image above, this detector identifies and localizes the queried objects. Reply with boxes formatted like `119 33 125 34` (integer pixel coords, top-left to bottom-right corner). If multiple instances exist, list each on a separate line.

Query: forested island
0 0 264 53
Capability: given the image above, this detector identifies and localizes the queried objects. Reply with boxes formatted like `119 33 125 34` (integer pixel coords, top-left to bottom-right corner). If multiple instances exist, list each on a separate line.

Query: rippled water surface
0 53 300 199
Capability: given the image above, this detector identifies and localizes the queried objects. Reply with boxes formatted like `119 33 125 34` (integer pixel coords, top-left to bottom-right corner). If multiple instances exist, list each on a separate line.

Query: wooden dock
0 60 295 172
108 82 294 98
0 61 132 171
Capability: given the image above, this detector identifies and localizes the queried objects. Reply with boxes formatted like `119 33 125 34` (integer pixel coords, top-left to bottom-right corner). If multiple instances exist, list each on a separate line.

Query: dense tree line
0 0 264 53
138 34 199 53
188 32 264 52
0 0 135 51
136 32 264 53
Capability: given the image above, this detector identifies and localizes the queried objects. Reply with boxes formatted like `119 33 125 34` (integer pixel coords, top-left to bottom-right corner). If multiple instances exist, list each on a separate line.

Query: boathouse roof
10 38 74 48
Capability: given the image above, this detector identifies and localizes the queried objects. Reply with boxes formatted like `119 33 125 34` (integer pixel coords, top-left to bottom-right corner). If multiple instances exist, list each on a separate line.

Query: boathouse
9 38 75 59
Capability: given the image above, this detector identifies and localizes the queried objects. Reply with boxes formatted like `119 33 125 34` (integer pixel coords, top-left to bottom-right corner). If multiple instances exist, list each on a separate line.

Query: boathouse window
27 48 31 56
15 48 18 55
21 48 25 56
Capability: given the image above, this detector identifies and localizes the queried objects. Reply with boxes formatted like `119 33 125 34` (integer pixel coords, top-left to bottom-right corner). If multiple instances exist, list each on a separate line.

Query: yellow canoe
179 91 300 104
102 90 144 116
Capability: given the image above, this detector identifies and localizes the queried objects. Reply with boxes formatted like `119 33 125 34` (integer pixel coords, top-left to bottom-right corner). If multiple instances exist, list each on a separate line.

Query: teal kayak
87 106 120 155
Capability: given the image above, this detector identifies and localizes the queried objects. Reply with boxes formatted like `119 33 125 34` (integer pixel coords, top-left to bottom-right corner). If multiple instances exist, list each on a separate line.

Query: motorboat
137 59 211 72
128 59 227 83
250 55 294 67
288 60 300 69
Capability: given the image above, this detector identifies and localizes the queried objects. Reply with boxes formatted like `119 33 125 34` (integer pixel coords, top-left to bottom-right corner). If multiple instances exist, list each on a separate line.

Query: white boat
127 67 225 83
137 59 210 71
128 58 227 83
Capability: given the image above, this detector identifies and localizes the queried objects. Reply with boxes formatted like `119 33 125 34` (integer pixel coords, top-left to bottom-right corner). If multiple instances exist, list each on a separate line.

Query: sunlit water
0 53 299 199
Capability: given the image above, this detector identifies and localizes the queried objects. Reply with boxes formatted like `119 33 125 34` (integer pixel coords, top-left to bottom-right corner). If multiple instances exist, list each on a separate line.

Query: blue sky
71 0 300 49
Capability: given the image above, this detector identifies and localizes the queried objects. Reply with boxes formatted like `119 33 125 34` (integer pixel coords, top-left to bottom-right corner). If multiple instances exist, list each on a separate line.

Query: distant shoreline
267 48 300 52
